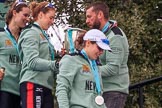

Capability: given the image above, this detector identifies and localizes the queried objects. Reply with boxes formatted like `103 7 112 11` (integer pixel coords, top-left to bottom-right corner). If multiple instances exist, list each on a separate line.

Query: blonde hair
29 1 55 21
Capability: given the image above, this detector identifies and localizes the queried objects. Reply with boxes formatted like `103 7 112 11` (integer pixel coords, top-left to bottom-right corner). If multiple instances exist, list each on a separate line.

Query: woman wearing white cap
56 29 111 108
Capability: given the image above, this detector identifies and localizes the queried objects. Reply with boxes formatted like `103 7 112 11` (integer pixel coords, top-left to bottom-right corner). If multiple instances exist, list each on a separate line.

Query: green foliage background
37 0 162 107
16 0 162 107
55 0 162 107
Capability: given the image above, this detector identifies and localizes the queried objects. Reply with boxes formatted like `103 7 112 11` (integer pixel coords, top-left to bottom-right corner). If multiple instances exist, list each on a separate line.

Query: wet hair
29 1 55 21
86 1 109 20
5 1 28 25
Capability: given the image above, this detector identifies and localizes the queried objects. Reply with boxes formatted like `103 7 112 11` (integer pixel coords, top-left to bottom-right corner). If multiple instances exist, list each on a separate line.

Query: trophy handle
64 27 86 54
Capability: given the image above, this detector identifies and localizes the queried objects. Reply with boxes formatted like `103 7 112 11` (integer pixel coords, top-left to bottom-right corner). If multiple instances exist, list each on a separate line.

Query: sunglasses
15 0 28 7
44 3 55 8
101 39 109 45
96 44 103 52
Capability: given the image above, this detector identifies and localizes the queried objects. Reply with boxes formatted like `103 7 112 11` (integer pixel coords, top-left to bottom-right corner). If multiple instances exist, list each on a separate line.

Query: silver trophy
64 27 86 54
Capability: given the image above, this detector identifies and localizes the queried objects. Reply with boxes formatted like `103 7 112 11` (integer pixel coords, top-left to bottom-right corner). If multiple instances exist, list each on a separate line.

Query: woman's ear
85 40 91 47
12 10 17 17
38 11 43 19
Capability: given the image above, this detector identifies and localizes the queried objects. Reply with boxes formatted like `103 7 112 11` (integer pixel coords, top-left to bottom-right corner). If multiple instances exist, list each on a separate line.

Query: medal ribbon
4 25 20 55
42 30 55 60
67 29 75 54
81 49 101 94
101 21 110 33
33 22 55 60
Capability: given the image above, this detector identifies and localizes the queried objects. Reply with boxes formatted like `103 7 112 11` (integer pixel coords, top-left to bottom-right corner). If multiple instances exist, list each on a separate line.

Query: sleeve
99 36 124 77
55 55 77 108
18 29 58 72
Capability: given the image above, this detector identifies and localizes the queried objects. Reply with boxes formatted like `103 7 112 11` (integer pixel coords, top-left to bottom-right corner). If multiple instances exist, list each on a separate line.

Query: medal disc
95 95 104 105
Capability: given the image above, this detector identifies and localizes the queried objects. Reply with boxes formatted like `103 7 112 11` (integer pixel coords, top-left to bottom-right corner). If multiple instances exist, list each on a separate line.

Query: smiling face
13 7 30 28
38 10 55 30
84 40 103 60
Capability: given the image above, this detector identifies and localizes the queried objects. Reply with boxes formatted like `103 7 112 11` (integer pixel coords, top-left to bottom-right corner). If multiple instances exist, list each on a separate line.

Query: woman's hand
0 68 5 80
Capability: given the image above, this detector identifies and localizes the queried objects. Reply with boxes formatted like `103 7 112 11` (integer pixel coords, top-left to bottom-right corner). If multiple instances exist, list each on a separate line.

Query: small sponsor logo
36 88 43 92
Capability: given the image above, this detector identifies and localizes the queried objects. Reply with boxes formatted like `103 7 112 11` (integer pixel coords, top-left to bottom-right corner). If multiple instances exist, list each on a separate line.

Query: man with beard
85 1 130 108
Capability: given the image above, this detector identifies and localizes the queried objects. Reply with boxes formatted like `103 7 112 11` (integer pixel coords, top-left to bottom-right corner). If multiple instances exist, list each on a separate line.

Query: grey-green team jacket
56 54 106 108
18 23 58 89
0 29 21 95
99 20 130 94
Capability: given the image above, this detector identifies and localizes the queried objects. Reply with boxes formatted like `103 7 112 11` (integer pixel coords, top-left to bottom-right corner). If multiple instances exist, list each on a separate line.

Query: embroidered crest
82 64 90 73
5 40 12 47
40 33 46 40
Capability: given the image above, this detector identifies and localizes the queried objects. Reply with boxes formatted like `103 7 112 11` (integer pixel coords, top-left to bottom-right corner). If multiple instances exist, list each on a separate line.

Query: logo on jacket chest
82 64 90 73
5 40 13 47
9 54 20 65
85 80 96 91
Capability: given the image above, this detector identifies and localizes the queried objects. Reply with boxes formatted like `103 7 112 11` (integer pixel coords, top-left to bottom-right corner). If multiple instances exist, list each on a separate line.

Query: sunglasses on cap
15 0 28 7
101 39 109 45
44 3 55 8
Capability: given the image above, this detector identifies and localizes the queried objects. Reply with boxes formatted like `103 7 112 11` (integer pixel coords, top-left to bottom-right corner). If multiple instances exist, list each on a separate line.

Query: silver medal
95 95 104 105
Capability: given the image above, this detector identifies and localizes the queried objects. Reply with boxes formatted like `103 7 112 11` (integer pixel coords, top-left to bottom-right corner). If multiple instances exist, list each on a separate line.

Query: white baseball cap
83 29 111 51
